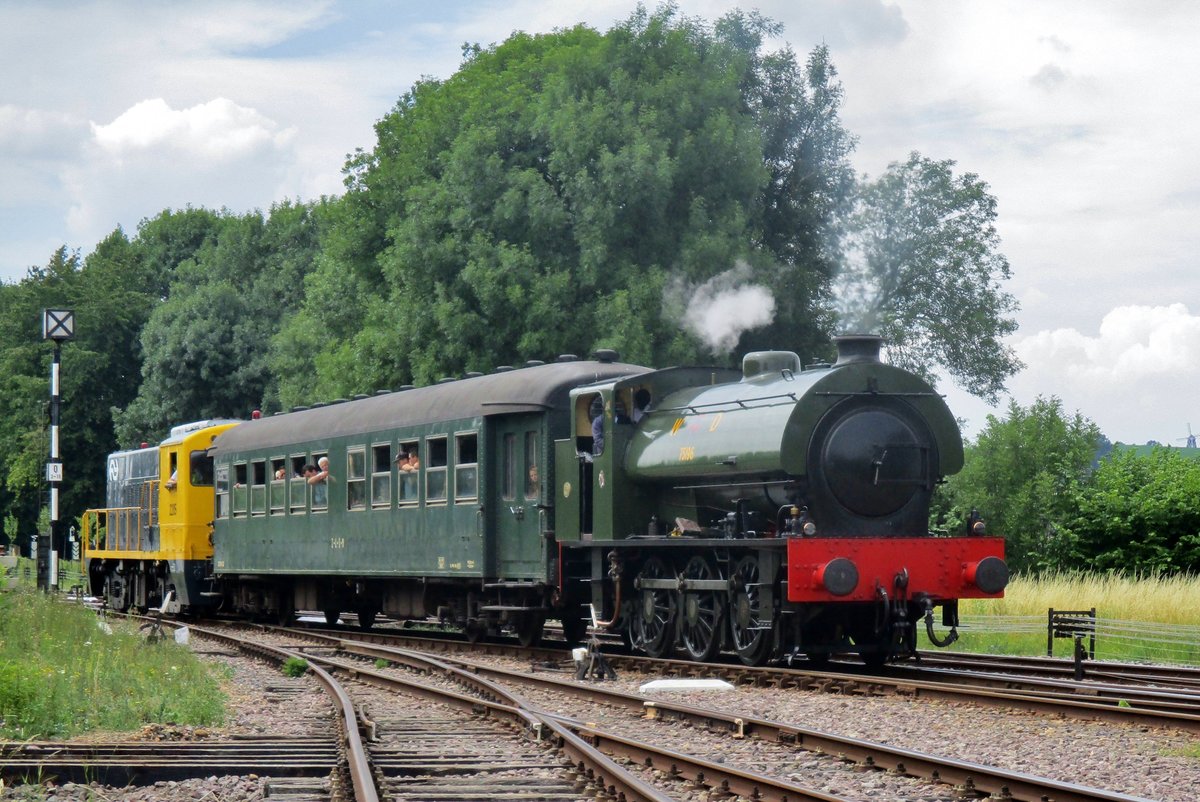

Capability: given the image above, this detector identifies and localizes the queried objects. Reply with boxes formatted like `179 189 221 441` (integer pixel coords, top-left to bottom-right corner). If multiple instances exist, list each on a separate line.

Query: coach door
490 414 545 578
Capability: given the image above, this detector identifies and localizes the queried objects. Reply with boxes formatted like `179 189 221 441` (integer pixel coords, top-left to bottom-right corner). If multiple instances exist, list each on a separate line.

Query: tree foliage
0 7 1032 551
114 201 324 445
934 396 1102 573
1065 448 1200 574
840 153 1021 401
273 6 856 404
0 241 157 549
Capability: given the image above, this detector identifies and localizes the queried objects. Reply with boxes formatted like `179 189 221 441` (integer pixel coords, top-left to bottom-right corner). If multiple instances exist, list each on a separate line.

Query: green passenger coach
209 355 647 638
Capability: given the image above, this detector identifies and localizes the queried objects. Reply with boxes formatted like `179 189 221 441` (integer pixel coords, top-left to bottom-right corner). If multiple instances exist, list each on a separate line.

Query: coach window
426 437 447 503
524 431 539 499
347 447 367 511
398 439 419 506
216 463 230 518
250 460 267 515
311 452 329 511
289 455 306 513
455 432 478 502
371 444 391 507
501 433 516 500
232 463 248 517
269 458 286 515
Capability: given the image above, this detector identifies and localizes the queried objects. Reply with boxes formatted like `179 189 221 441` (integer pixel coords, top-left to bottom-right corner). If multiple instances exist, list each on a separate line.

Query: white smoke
667 262 777 354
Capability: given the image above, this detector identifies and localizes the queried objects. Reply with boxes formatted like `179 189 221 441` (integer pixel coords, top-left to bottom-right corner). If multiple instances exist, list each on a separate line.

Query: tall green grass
0 590 228 739
921 572 1200 663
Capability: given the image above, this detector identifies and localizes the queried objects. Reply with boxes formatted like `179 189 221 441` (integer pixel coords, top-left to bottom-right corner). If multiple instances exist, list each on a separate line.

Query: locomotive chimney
833 334 883 366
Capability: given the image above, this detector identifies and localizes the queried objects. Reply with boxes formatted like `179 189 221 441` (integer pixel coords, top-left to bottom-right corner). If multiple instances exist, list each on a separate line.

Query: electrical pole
41 309 75 591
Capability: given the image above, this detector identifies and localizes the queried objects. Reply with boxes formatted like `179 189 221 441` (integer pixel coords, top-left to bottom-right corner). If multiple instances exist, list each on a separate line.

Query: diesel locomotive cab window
347 447 367 511
398 440 419 506
232 463 248 517
455 433 478 501
524 431 539 499
250 460 267 515
371 444 391 507
189 451 214 486
216 463 230 518
289 455 306 513
425 437 447 502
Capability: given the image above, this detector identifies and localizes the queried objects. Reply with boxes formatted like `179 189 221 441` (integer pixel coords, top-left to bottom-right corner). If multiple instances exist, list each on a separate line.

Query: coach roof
212 359 648 454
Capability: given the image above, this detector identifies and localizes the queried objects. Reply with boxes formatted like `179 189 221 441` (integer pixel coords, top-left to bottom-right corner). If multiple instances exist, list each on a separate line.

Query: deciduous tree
840 153 1021 401
934 396 1102 572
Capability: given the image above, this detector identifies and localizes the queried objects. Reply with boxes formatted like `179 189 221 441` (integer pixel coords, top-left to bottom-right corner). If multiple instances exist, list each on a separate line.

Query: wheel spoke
680 555 724 662
730 555 773 665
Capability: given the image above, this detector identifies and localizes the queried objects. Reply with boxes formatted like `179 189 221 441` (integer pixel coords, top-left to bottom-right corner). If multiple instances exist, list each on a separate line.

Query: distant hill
1112 443 1200 460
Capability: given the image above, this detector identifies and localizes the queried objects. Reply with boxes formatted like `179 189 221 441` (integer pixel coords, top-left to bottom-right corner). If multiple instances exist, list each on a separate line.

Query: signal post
40 309 74 591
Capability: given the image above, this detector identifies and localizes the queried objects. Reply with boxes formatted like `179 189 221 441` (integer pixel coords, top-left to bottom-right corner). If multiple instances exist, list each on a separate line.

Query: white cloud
91 98 295 160
0 105 86 158
63 98 300 241
1017 305 1200 384
944 305 1200 446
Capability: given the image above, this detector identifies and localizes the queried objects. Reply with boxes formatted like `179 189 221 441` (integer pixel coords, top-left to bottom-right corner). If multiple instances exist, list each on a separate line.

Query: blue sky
2 0 1198 446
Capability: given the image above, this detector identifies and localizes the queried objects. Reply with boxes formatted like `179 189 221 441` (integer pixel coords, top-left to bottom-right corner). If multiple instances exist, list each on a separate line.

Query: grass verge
921 571 1200 663
0 589 228 739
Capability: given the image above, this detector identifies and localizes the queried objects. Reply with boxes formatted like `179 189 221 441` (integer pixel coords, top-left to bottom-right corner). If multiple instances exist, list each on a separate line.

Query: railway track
285 621 1200 733
9 613 1187 801
256 625 1164 802
912 650 1200 690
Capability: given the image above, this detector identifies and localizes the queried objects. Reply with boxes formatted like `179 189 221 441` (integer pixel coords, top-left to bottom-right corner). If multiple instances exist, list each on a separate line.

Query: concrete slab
638 678 735 692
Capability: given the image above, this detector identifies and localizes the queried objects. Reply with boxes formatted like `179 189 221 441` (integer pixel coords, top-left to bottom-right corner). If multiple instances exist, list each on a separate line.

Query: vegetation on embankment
924 572 1200 664
0 590 227 739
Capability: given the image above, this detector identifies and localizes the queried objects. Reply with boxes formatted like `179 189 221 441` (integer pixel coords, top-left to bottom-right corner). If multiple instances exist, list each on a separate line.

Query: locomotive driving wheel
633 556 677 658
680 555 725 662
729 555 773 665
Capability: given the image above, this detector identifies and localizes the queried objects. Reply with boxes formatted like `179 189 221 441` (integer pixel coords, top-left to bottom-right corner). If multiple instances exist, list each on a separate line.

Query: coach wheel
515 611 546 648
680 555 725 662
633 556 677 658
357 608 377 631
323 608 341 626
275 596 296 627
730 555 772 666
464 619 486 644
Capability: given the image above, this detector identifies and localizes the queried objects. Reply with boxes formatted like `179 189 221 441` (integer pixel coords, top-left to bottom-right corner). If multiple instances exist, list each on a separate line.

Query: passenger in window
308 456 331 484
590 395 605 456
308 457 331 507
398 449 420 472
614 398 631 425
274 467 287 480
632 388 652 423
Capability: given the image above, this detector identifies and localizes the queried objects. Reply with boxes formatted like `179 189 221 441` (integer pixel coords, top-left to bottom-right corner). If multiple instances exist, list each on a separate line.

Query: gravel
4 634 1198 802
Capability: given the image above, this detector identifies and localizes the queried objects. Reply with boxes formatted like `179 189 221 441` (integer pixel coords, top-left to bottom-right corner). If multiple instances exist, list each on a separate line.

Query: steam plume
665 261 777 353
